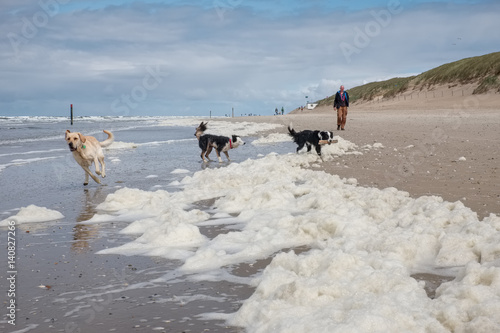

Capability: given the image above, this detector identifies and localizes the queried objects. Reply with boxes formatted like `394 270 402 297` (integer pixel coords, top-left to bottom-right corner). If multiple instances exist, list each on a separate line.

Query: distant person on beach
281 107 284 115
334 85 349 130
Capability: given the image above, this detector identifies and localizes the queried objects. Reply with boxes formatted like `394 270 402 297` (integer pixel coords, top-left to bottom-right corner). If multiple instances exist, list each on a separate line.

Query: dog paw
96 170 101 175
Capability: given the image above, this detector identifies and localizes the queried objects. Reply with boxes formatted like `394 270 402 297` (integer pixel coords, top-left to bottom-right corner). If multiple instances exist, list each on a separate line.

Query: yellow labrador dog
65 130 114 185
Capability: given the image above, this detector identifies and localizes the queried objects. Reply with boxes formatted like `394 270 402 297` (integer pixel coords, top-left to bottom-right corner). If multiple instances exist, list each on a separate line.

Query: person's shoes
337 125 340 130
341 128 345 130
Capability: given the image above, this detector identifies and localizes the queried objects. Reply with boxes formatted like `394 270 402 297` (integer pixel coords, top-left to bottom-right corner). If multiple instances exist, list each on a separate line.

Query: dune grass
317 51 500 106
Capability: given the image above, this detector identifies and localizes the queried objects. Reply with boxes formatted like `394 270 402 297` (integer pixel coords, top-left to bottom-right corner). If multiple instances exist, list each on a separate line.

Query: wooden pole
70 104 73 125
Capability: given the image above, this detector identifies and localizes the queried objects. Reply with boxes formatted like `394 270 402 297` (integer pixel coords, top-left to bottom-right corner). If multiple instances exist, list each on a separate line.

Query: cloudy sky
1 0 499 117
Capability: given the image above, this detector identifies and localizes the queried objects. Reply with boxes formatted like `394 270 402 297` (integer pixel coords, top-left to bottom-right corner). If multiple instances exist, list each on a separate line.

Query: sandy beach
1 93 499 332
223 91 500 219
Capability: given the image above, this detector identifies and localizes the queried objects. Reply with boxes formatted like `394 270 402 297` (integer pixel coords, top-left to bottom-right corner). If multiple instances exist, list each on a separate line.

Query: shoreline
2 112 499 332
219 108 499 219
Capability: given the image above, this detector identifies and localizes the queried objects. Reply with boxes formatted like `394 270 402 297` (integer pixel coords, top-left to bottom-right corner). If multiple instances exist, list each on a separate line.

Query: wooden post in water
232 107 234 118
70 104 73 125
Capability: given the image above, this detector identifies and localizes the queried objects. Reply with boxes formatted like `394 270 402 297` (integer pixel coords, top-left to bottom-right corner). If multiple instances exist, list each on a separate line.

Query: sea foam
85 147 500 332
0 204 64 226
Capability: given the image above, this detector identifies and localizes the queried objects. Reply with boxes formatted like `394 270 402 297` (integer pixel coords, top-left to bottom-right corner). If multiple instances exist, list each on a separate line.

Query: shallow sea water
0 116 292 332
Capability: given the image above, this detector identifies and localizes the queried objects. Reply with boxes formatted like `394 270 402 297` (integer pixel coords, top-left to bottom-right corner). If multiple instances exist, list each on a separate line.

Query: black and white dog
288 123 337 156
194 122 245 162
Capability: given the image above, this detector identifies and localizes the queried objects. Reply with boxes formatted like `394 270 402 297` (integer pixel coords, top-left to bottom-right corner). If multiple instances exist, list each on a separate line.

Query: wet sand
0 135 256 333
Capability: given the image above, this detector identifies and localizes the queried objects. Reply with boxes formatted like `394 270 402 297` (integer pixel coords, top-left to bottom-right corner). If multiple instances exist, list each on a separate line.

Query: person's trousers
337 106 348 129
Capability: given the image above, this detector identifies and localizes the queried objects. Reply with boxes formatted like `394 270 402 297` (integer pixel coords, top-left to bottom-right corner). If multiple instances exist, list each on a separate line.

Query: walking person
334 85 349 130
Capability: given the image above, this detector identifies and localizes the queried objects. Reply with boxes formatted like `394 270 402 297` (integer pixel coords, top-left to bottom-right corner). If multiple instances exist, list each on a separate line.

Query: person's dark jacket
333 90 349 109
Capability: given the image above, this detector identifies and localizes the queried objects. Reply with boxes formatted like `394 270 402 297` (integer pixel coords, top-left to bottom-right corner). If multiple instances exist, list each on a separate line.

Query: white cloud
0 1 499 116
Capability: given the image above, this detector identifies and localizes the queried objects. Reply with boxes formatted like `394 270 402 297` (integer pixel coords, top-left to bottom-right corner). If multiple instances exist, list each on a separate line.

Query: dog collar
229 139 233 149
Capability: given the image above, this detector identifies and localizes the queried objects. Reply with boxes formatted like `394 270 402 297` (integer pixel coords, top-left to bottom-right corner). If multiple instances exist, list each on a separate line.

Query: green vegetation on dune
414 52 500 87
473 75 500 94
320 77 414 105
317 51 500 106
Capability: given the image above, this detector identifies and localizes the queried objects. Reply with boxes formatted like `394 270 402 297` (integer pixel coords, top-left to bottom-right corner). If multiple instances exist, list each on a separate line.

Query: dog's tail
287 123 296 137
99 130 114 147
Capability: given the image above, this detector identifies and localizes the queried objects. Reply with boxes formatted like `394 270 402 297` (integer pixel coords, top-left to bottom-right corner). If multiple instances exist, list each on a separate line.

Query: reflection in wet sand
72 188 105 253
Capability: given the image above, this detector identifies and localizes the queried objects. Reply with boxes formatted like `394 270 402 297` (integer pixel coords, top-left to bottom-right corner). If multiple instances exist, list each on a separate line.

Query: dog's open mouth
69 145 77 151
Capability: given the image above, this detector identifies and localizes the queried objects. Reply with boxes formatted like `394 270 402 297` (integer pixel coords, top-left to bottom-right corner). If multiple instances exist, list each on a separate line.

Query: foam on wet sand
83 142 500 332
0 204 64 226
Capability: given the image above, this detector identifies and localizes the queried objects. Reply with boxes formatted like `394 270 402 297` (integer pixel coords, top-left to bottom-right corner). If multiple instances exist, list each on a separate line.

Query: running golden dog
65 130 114 185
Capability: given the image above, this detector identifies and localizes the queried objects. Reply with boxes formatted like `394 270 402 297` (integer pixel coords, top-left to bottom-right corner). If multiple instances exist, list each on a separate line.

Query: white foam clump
209 121 283 137
362 142 384 149
0 205 64 226
88 150 500 332
85 188 210 260
252 133 291 145
318 136 357 159
458 156 466 161
171 169 190 174
157 118 283 137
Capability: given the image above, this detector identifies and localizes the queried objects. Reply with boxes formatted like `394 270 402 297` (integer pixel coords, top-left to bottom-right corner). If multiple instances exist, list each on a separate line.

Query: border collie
288 123 337 156
194 122 245 162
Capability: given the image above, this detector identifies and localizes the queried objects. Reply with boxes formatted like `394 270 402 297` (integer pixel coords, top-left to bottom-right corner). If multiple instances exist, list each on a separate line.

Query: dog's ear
199 122 208 132
65 130 71 139
78 132 86 143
